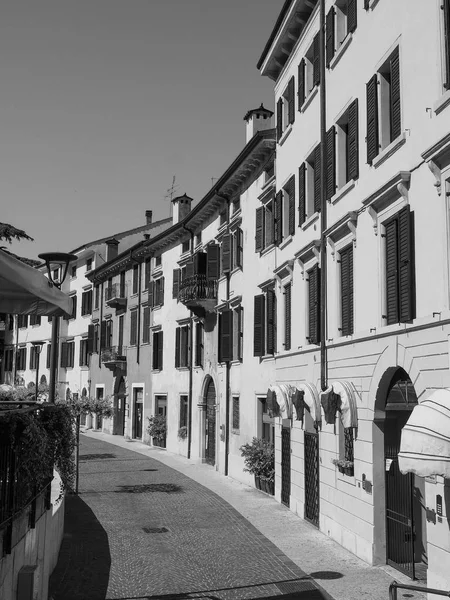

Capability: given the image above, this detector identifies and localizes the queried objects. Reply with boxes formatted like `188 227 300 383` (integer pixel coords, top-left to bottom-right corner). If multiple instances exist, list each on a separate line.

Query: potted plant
178 425 188 440
240 437 275 495
147 415 167 448
332 458 354 477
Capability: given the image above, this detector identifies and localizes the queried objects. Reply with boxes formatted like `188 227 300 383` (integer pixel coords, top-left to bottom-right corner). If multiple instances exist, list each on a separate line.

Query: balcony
101 346 127 369
178 274 218 314
105 283 127 308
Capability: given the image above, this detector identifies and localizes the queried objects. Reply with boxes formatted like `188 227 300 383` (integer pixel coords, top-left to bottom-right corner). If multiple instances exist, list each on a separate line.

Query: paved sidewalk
50 430 427 600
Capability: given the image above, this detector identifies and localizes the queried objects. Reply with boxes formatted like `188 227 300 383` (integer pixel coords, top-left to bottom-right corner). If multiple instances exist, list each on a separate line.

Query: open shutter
313 33 320 87
148 280 154 308
326 7 335 67
298 163 306 226
159 277 165 306
347 0 357 33
173 269 180 299
185 261 194 279
284 283 292 351
60 342 68 368
100 320 107 348
206 244 220 278
266 289 276 355
385 218 399 325
220 310 233 362
130 310 138 345
288 175 295 236
364 0 370 8
298 59 305 108
326 126 336 201
366 74 379 164
308 265 320 344
390 48 401 142
195 322 203 367
314 144 321 213
398 206 414 323
276 97 283 141
267 201 275 245
347 99 359 181
253 294 265 357
222 233 231 273
46 344 51 369
144 259 151 290
157 331 163 370
287 76 295 124
444 0 450 88
340 246 354 336
236 228 243 268
175 327 181 368
255 207 264 252
87 324 95 353
274 191 283 246
142 306 150 344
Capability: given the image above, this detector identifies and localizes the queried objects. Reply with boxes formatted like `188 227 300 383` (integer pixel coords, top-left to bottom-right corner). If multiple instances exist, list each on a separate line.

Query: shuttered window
255 201 275 253
79 339 89 367
30 314 41 326
298 163 306 226
326 126 336 201
326 7 335 67
179 395 188 428
152 330 163 370
219 310 233 363
81 290 93 316
266 289 276 355
18 314 28 328
175 325 190 368
340 246 354 336
346 99 359 181
253 294 265 357
142 306 150 344
287 176 295 236
151 277 164 307
275 191 282 246
313 33 320 87
233 306 243 361
308 265 320 345
255 207 264 252
29 346 37 369
173 269 180 299
87 324 95 354
314 144 321 213
132 264 139 295
66 295 77 320
347 0 357 33
287 76 295 125
366 74 379 164
222 233 231 273
298 59 305 109
130 310 138 346
232 397 240 431
195 321 204 367
144 258 151 290
284 282 292 351
61 341 75 368
276 97 283 141
232 228 243 269
207 244 220 278
389 48 401 142
17 347 27 370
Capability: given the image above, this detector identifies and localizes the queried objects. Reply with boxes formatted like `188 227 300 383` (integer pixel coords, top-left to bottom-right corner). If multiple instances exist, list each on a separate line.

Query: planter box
344 466 354 477
153 437 166 448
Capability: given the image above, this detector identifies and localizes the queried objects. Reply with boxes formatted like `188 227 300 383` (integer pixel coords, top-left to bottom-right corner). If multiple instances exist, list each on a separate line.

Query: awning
333 380 359 429
0 250 72 316
296 382 321 427
398 389 450 478
268 383 296 418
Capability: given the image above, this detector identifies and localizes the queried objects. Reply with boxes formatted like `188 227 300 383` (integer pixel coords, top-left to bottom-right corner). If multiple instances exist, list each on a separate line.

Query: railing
178 274 218 304
101 346 127 363
105 283 127 302
389 581 450 599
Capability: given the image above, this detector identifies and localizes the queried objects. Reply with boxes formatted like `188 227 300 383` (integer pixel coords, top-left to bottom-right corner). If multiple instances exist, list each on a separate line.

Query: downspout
99 280 104 370
319 0 328 392
13 315 18 384
182 222 195 460
131 251 142 365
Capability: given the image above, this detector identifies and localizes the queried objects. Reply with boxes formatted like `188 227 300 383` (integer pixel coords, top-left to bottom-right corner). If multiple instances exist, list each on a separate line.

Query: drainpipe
182 222 195 460
131 252 142 365
319 0 328 392
99 280 104 370
13 315 18 385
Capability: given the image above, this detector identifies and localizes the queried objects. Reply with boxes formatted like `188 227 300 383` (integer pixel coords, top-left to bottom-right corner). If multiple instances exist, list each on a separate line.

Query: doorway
304 409 320 527
281 427 291 507
113 376 125 436
204 378 216 466
133 387 143 439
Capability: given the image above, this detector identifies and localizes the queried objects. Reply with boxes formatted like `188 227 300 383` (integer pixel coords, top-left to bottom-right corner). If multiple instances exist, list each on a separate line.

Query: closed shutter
287 76 295 124
133 264 139 294
142 306 150 344
173 269 180 299
314 144 321 213
326 126 336 201
60 342 68 367
308 265 320 344
285 283 292 351
195 322 203 367
266 201 275 246
175 327 181 368
398 206 415 323
347 0 357 33
71 295 77 319
298 163 306 226
366 74 379 164
274 190 283 246
340 246 354 336
276 97 283 141
253 294 265 357
347 99 359 181
266 289 276 355
157 331 163 370
326 7 335 67
120 271 126 297
222 233 231 273
87 324 95 353
236 228 243 267
160 277 165 306
185 261 194 279
255 207 264 252
390 48 401 142
100 320 107 348
385 218 399 325
220 309 233 362
46 344 51 369
149 280 154 308
444 0 450 88
313 33 320 87
287 175 295 236
298 59 305 108
130 310 138 345
207 244 220 278
144 259 151 290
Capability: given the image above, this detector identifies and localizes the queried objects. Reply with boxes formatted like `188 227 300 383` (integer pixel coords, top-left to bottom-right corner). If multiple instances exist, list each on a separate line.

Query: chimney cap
243 103 274 122
105 237 119 246
172 193 193 204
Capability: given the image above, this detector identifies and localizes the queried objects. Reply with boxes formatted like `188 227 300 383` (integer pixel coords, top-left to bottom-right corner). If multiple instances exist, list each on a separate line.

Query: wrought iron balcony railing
101 346 127 365
178 274 218 308
105 283 127 307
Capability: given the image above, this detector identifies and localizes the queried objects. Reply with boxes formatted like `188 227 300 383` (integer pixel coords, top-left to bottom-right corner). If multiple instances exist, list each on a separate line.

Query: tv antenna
164 175 179 216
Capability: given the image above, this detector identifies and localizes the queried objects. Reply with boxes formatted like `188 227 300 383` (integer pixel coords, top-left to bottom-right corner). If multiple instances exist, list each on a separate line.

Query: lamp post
31 341 44 402
38 252 77 404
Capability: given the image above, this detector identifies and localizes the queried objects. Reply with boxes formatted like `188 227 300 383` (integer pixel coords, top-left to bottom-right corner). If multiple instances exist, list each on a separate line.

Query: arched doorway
204 378 216 466
113 376 126 436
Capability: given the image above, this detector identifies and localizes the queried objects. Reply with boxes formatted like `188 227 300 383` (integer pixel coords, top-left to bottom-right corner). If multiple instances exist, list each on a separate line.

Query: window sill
371 132 406 168
328 33 353 71
261 174 276 192
152 369 162 373
81 313 92 319
230 359 242 366
278 124 293 147
194 364 204 369
330 179 356 205
279 235 293 251
231 429 240 435
301 212 319 231
260 354 275 362
231 265 243 276
300 85 319 113
434 89 450 115
176 367 190 372
366 0 380 9
260 243 276 257
337 471 356 485
152 304 162 311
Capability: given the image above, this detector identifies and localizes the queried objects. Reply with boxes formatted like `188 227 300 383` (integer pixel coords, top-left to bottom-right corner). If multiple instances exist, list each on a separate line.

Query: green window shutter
298 163 306 226
46 344 51 369
220 310 233 362
398 206 415 323
132 264 139 294
313 33 320 87
308 265 321 344
284 282 292 351
172 269 180 299
222 233 231 273
157 331 163 370
287 76 295 125
385 218 399 325
314 144 322 213
326 126 336 201
366 74 379 164
266 288 276 355
255 207 264 252
206 244 220 279
195 322 203 367
390 48 401 142
266 201 275 246
346 99 359 181
298 59 305 108
340 246 354 336
326 7 335 67
276 97 283 141
274 190 283 246
347 0 357 33
288 175 295 236
253 294 265 357
175 327 181 368
159 276 165 306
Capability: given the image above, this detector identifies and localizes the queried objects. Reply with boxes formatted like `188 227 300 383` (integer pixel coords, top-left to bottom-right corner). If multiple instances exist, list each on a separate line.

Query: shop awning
398 389 450 478
0 250 72 316
268 383 295 417
333 380 359 429
296 382 321 427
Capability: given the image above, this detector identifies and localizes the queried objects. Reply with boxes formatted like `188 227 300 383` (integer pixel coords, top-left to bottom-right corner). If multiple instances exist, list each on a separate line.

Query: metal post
35 352 39 403
75 414 80 494
48 316 60 404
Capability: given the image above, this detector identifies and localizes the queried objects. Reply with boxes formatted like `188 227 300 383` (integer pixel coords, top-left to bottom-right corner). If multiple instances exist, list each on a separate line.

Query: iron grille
281 428 291 507
304 432 320 527
344 427 354 462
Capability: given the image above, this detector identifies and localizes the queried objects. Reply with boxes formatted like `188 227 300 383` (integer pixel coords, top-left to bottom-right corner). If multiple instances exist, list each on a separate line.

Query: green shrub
240 437 275 482
147 415 167 441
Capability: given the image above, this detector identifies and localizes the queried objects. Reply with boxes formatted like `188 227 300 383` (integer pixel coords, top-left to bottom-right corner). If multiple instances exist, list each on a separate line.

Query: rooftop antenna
164 175 179 217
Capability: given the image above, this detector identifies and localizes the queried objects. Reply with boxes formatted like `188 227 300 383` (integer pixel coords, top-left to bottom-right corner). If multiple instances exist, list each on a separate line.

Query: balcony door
113 376 126 436
118 316 124 355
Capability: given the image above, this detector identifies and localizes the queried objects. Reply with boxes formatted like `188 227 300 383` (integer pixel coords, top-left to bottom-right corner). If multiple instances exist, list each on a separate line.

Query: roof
257 0 293 70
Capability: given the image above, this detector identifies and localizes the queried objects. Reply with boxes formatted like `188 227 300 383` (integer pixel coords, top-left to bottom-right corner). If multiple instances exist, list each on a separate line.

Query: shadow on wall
48 494 111 600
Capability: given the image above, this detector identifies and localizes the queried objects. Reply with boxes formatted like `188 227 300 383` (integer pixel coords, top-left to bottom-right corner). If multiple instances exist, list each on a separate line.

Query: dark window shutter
288 176 295 236
308 265 320 344
347 0 357 33
149 280 154 308
185 261 194 279
313 33 320 87
159 277 165 306
284 283 292 351
255 207 264 252
133 264 139 294
206 244 220 278
157 331 163 370
385 218 399 325
274 191 283 246
266 289 276 355
236 228 243 268
314 144 322 213
347 98 359 181
144 259 151 290
444 0 450 88
100 320 107 348
253 294 265 357
398 206 415 323
60 342 68 368
173 269 180 299
390 48 401 142
326 7 335 67
366 74 379 164
220 310 233 362
364 0 370 9
175 327 181 368
143 306 150 343
326 126 336 201
276 97 283 141
340 246 354 336
195 322 203 367
298 163 306 226
266 201 275 245
130 310 138 345
298 59 306 108
87 324 95 353
120 271 126 297
287 76 295 124
222 234 231 273
46 343 51 369
71 295 77 319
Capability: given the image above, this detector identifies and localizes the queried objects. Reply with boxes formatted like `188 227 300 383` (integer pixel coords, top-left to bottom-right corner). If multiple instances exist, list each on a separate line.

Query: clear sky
1 0 283 260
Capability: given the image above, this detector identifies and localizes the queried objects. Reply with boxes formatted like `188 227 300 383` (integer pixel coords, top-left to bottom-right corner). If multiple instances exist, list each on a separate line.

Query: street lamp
38 252 77 404
31 341 44 402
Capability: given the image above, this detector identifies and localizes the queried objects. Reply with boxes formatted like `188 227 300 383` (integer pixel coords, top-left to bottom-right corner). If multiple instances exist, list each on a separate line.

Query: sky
0 0 283 260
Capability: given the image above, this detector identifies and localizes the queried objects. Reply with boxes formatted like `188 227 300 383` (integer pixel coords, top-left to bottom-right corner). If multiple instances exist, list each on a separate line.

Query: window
81 290 93 316
86 258 92 272
71 265 77 278
326 0 357 67
232 306 243 362
275 176 295 244
264 164 275 184
442 0 450 90
149 276 164 308
30 346 37 370
219 208 228 227
195 322 204 367
130 310 138 346
218 310 232 363
276 76 295 140
232 396 240 431
152 330 164 370
284 282 292 351
298 34 320 109
335 100 359 191
366 47 401 164
17 347 27 370
65 295 77 320
144 258 151 290
94 285 100 309
259 397 274 443
132 264 139 295
60 340 75 368
155 256 162 268
307 265 321 344
255 200 275 252
298 144 321 226
101 320 113 350
383 206 415 325
338 420 355 470
232 198 240 214
46 344 51 369
181 239 190 254
220 228 243 273
179 395 188 428
339 245 354 336
8 315 14 330
79 338 89 367
253 287 276 356
18 315 28 329
142 306 150 344
30 314 41 326
4 348 13 372
195 231 202 246
175 324 190 368
155 394 167 416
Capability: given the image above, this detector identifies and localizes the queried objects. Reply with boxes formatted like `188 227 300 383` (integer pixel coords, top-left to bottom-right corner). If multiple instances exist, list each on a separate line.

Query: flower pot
344 466 354 477
265 480 275 495
254 475 262 490
338 464 345 474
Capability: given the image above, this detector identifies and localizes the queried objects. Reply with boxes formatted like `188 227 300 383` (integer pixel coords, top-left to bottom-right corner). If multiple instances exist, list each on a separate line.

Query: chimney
243 103 274 143
145 210 153 225
105 238 119 262
172 193 193 224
